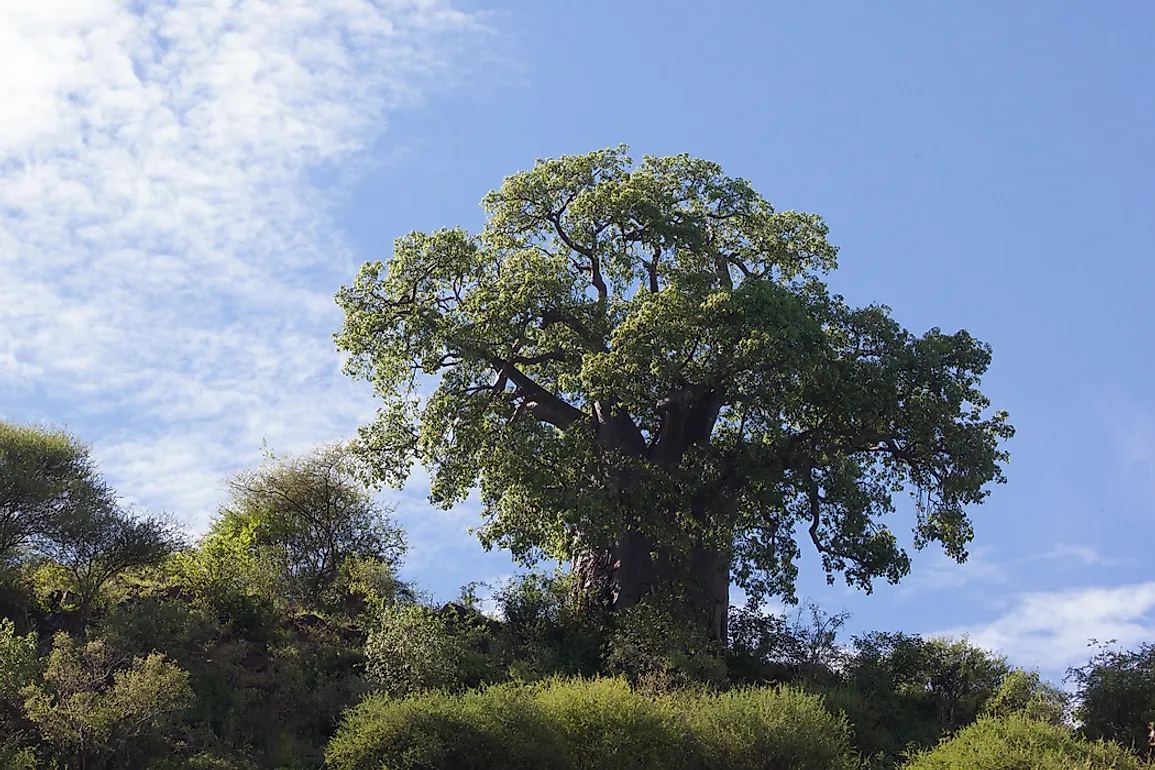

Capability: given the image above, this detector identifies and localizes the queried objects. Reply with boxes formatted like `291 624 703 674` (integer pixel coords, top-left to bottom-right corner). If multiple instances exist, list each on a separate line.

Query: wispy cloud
933 582 1155 678
0 0 495 530
1026 543 1124 568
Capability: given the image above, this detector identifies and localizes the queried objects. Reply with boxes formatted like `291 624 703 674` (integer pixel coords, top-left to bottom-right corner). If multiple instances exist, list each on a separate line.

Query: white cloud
1027 543 1124 568
0 0 496 533
933 582 1155 677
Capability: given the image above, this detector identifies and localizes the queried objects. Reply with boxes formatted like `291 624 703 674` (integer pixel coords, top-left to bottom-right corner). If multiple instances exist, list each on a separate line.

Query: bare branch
807 476 830 555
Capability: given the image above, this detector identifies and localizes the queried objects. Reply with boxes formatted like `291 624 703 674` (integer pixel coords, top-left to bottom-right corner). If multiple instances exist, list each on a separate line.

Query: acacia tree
0 421 114 563
335 146 1014 642
1 421 177 613
211 443 407 611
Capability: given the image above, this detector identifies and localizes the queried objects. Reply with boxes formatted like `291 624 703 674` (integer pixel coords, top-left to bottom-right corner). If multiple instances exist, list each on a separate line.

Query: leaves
336 146 1014 605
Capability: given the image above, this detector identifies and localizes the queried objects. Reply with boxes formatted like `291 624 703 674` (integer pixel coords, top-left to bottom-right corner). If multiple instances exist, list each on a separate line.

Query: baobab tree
335 146 1013 643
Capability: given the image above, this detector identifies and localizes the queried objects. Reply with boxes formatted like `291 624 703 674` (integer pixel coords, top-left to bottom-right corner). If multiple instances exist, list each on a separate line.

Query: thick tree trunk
571 394 730 644
571 525 730 643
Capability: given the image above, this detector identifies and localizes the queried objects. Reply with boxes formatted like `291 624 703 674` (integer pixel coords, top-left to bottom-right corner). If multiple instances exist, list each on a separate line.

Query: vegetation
327 677 857 770
1 149 1149 768
1 416 1153 768
335 146 1014 646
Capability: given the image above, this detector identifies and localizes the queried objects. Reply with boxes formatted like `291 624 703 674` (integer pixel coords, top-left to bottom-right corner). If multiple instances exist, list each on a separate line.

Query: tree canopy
335 146 1014 636
0 420 178 611
208 443 407 611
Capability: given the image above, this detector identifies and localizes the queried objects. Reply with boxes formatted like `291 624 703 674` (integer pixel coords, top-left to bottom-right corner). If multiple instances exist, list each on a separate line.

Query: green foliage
363 599 513 699
326 683 560 770
0 619 38 704
335 146 1014 622
980 668 1071 727
363 602 467 697
728 599 851 686
492 570 604 680
605 596 727 693
21 633 192 770
530 677 687 770
90 576 371 768
210 444 407 615
680 684 858 770
327 676 857 770
1067 640 1155 754
846 632 1008 735
902 714 1149 770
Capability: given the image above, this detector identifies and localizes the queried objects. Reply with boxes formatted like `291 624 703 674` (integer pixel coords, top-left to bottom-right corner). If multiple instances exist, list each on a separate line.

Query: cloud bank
0 0 491 529
934 581 1155 681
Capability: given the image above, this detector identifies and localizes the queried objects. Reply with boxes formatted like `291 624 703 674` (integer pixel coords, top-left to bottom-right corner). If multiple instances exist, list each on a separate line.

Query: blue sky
2 1 1152 691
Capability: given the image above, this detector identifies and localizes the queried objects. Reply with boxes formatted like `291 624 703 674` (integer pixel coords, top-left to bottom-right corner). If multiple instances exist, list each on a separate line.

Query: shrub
326 684 560 770
327 676 859 770
22 633 192 769
605 597 727 693
494 570 605 680
682 684 858 770
806 682 928 770
0 619 38 705
363 602 469 697
902 713 1148 770
531 676 686 770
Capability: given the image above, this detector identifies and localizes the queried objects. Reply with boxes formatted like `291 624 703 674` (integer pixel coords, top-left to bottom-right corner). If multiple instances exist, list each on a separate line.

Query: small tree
980 668 1071 727
38 508 179 614
0 421 115 564
211 443 407 613
0 421 179 615
1067 640 1155 754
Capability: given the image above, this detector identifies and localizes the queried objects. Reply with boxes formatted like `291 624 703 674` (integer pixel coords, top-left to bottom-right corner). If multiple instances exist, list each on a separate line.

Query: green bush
494 570 605 681
531 676 686 770
327 676 858 770
681 684 858 770
807 682 931 770
21 633 193 770
0 619 38 704
902 713 1149 770
363 602 470 697
605 597 728 693
326 684 560 770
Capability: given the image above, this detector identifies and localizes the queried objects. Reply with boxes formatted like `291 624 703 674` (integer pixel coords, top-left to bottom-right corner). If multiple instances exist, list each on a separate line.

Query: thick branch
491 357 584 429
651 385 725 466
546 212 607 301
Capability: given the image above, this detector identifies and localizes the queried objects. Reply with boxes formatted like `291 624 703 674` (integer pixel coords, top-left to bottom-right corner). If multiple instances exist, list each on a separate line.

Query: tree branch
490 357 584 430
807 476 831 555
541 308 608 352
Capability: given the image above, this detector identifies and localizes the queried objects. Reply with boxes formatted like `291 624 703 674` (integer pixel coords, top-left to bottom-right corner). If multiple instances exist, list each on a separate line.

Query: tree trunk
571 525 730 643
571 396 731 644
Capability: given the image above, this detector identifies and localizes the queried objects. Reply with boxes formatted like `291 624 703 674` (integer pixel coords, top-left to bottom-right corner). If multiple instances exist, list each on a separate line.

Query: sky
2 0 1153 692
